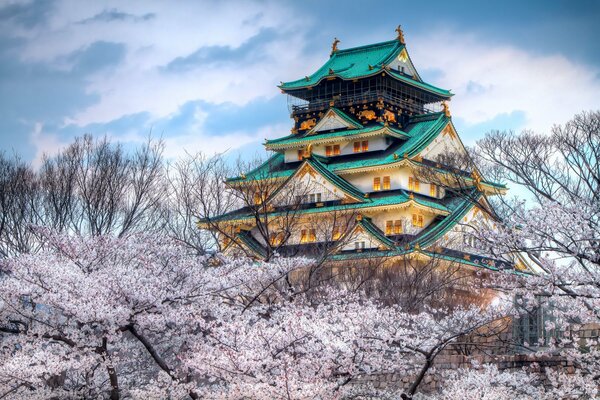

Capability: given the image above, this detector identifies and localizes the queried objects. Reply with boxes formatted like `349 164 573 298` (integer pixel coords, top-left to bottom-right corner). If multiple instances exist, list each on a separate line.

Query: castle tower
202 28 518 273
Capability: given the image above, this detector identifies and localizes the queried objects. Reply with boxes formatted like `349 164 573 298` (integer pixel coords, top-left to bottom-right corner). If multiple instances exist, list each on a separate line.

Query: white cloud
5 0 315 127
411 31 600 133
161 122 288 160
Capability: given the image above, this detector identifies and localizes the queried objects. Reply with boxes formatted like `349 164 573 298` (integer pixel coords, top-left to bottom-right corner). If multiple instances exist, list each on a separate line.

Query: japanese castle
205 27 519 272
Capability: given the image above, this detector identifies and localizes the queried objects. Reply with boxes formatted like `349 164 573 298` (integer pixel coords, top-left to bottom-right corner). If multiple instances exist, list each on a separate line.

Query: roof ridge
307 157 366 201
335 39 399 55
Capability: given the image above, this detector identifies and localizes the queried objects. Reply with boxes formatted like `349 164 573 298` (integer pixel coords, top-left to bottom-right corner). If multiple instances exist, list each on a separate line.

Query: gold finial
395 25 405 44
442 101 451 117
393 153 399 160
240 173 246 179
414 243 421 251
356 214 363 221
409 192 414 200
331 37 340 55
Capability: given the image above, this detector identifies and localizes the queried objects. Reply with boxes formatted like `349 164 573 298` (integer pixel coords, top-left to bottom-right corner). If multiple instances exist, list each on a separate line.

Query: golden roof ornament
395 25 405 44
442 101 451 117
331 37 340 55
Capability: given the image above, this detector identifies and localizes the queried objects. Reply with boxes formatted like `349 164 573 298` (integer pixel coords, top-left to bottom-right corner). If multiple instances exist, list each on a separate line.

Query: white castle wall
283 136 389 163
342 166 444 199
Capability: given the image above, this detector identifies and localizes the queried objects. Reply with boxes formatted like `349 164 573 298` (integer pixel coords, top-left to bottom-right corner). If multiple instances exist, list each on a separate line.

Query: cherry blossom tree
453 110 600 399
1 229 510 399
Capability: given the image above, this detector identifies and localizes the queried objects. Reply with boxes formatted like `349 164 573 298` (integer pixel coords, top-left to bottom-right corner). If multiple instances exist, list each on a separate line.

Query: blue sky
0 0 599 165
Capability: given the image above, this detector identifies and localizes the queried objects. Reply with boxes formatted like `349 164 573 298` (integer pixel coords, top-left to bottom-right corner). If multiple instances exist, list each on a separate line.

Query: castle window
354 141 369 153
326 146 332 156
253 193 262 205
385 220 393 235
332 227 341 240
308 229 316 242
412 214 424 228
269 232 284 246
373 177 381 191
409 177 420 192
297 150 303 161
333 144 340 155
394 220 402 234
300 229 307 243
383 176 391 190
308 193 321 203
355 241 365 250
430 183 438 197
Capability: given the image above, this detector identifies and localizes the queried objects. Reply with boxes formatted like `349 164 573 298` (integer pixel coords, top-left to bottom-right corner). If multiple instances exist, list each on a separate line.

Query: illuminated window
412 214 424 228
408 177 420 191
394 220 402 234
383 176 391 190
362 140 369 151
325 146 332 156
353 142 361 153
333 144 340 155
300 229 307 243
373 177 381 191
253 193 262 205
308 229 316 242
269 232 283 246
297 150 303 161
385 220 393 235
430 183 437 197
332 227 341 240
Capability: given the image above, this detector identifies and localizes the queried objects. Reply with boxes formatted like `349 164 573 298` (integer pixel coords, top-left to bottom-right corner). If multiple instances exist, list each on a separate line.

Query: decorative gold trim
395 25 405 44
331 37 340 55
442 101 451 117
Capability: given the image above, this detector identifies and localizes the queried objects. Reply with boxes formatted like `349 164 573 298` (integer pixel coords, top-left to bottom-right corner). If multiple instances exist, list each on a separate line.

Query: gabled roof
279 40 452 98
410 190 481 248
265 123 409 150
308 107 363 133
354 216 396 249
223 230 267 259
275 157 366 202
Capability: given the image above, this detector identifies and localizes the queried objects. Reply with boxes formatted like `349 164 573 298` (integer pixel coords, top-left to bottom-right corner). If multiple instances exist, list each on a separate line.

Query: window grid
373 177 381 191
383 176 391 190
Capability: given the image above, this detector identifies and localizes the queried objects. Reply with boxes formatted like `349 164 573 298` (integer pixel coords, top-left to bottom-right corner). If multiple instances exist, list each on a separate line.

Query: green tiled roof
227 112 506 191
229 112 450 182
279 40 452 98
329 112 450 170
356 217 396 248
410 191 480 248
305 157 366 201
207 189 450 224
225 230 267 259
265 123 409 149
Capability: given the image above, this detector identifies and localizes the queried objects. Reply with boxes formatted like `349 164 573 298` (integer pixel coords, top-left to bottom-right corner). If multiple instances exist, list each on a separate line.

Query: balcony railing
288 91 442 116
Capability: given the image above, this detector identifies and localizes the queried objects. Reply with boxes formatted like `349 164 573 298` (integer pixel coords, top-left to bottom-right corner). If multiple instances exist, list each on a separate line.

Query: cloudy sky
1 0 599 165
